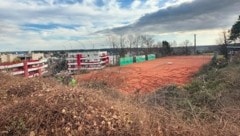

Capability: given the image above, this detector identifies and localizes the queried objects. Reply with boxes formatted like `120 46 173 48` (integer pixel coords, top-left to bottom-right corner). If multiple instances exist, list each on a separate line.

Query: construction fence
136 55 146 63
147 54 156 60
119 54 156 66
120 57 134 66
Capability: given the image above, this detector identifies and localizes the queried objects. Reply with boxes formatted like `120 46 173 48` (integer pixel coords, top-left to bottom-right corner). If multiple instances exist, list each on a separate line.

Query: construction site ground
76 55 212 93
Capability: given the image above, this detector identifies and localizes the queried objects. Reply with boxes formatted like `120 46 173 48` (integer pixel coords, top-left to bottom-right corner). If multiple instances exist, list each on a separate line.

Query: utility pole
194 34 196 54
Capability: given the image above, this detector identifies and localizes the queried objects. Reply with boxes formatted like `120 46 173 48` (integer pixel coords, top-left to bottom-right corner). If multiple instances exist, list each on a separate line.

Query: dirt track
77 56 212 93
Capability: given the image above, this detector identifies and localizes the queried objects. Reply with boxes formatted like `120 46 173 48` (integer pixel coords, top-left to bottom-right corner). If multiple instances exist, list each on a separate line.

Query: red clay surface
76 55 212 93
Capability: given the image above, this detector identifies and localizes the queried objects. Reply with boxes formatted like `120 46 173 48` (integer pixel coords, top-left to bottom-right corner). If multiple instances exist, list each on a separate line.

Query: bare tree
107 35 118 49
155 41 162 55
107 35 119 65
127 34 135 56
108 34 155 57
216 31 230 59
119 35 126 57
182 40 192 55
141 35 154 54
132 35 142 55
156 41 162 48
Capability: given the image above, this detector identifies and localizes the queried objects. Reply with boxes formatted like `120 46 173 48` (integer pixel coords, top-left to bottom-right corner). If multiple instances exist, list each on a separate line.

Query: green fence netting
136 55 146 63
120 57 134 66
147 54 156 60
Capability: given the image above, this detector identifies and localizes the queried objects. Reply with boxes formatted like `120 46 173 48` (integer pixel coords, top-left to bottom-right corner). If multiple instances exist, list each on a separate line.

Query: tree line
107 34 194 57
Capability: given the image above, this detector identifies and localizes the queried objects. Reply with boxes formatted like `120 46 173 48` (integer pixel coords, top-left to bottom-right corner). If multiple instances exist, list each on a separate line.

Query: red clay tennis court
76 55 212 93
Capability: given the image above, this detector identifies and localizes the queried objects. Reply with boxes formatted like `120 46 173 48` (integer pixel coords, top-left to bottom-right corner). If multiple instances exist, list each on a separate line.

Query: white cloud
0 0 238 51
131 0 141 9
162 0 193 8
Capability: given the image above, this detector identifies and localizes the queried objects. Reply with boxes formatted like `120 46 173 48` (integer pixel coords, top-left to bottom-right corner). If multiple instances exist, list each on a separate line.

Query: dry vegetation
0 55 240 136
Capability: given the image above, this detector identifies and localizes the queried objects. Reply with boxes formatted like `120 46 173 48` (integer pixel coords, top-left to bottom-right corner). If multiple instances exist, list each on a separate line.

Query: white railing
0 60 48 78
0 63 24 69
28 64 48 72
12 70 24 75
67 52 109 72
27 59 47 65
0 59 47 70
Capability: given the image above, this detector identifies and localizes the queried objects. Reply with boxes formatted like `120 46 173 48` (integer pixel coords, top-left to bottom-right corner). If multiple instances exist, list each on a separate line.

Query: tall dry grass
0 55 240 135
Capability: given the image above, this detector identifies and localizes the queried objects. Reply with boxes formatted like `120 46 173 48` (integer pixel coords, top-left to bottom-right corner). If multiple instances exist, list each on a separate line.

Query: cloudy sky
0 0 239 51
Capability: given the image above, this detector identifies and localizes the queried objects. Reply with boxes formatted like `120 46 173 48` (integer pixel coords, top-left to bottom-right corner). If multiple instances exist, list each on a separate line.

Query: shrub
231 52 240 64
213 57 228 68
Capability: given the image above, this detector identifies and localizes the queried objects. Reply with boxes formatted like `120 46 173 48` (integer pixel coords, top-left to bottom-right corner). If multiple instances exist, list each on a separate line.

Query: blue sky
0 0 239 51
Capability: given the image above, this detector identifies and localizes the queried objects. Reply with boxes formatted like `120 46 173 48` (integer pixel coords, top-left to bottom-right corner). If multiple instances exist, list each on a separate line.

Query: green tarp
120 57 133 66
147 54 156 60
136 55 146 63
120 54 155 66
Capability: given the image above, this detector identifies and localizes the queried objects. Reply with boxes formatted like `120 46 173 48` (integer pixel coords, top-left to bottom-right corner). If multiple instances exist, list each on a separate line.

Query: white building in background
0 53 44 63
0 53 48 78
0 54 18 63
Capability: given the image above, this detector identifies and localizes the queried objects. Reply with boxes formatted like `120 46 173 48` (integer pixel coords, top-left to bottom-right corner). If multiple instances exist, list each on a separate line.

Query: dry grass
0 56 240 135
0 74 157 135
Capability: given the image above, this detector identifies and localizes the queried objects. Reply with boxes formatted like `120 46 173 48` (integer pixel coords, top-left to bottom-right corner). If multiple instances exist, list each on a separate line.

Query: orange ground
76 56 212 93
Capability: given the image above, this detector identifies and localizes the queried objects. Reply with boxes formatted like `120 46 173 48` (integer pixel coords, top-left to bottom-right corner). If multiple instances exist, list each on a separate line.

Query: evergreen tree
229 16 240 41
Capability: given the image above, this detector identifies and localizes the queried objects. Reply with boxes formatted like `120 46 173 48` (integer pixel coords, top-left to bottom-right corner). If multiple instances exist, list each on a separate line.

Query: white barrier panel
109 55 119 65
67 51 109 73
